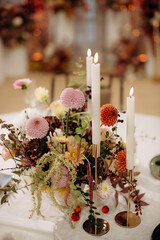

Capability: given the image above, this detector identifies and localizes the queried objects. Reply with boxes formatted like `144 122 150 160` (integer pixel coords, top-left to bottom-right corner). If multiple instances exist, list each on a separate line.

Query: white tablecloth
0 111 160 240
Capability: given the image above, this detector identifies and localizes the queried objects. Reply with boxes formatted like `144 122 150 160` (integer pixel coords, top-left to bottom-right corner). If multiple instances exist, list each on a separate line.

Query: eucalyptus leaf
78 84 85 90
74 135 80 141
68 181 77 190
68 81 76 87
77 76 84 82
76 127 83 135
78 71 85 76
75 190 81 196
81 120 88 128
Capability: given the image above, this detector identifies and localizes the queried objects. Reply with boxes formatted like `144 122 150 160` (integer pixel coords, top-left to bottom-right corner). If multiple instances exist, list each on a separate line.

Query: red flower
100 104 118 126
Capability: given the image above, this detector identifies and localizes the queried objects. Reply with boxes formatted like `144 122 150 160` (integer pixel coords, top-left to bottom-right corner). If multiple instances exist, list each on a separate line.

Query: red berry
102 205 109 214
74 206 81 214
71 213 80 221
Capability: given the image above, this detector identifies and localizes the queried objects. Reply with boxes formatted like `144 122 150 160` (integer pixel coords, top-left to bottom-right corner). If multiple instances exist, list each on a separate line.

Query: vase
4 44 28 77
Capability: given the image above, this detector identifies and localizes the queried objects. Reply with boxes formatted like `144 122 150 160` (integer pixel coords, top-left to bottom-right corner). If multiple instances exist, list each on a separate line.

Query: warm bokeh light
120 5 127 10
87 48 91 57
138 54 147 63
152 19 159 28
124 24 132 31
129 87 134 97
132 29 140 37
154 36 160 43
33 28 41 37
94 52 98 64
128 4 135 11
31 52 43 61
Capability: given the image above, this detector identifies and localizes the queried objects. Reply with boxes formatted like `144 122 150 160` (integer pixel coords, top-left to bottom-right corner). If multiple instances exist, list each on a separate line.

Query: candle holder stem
115 169 141 228
83 144 109 236
127 170 132 226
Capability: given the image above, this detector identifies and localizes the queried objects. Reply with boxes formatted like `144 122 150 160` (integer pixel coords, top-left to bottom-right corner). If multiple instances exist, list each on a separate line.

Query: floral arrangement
97 0 132 11
43 47 72 72
97 0 160 46
30 45 72 73
0 78 148 227
112 36 146 76
45 0 88 17
0 4 34 47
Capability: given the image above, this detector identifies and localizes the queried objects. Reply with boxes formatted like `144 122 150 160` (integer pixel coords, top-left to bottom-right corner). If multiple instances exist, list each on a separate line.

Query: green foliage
67 58 86 89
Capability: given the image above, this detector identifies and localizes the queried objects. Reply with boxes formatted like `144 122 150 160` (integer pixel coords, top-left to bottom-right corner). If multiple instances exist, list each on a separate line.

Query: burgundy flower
45 116 62 134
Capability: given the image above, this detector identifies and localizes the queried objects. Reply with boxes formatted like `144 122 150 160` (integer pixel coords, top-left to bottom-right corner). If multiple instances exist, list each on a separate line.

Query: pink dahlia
51 166 69 188
60 88 85 109
13 78 32 90
26 116 49 139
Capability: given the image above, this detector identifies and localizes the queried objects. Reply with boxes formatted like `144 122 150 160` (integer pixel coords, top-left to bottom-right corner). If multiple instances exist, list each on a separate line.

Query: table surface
0 110 160 240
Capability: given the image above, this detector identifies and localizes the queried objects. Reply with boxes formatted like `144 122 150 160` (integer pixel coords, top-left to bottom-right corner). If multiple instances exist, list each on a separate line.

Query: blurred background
0 0 160 116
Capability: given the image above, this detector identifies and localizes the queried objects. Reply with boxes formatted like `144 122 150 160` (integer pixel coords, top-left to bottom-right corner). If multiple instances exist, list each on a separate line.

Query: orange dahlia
100 104 118 126
114 150 126 173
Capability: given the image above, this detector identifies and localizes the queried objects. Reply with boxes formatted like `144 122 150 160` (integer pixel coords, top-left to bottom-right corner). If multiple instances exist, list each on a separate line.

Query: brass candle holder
83 144 109 236
115 169 141 228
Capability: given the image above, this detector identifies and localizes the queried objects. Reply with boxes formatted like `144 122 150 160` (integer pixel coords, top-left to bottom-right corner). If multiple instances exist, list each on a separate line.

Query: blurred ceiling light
132 29 140 37
31 52 43 61
138 54 147 63
124 24 131 31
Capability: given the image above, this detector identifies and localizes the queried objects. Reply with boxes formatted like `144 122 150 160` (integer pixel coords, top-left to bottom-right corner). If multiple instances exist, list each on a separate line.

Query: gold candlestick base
83 144 109 236
115 211 141 228
115 169 141 228
83 218 109 236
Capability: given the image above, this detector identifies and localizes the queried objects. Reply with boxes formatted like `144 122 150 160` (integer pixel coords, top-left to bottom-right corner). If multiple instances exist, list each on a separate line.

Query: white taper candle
91 52 100 144
86 49 93 115
126 87 135 170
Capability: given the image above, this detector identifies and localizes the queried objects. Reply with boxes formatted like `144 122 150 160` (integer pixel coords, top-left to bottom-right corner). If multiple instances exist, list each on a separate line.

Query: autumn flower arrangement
45 0 88 17
0 4 34 47
0 78 148 227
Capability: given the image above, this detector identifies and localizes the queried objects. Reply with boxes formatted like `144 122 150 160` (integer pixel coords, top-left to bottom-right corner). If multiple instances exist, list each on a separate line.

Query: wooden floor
0 71 160 117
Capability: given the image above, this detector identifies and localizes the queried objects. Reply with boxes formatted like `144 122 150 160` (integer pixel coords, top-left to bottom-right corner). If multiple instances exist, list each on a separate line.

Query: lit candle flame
94 52 98 64
87 48 91 57
129 87 134 97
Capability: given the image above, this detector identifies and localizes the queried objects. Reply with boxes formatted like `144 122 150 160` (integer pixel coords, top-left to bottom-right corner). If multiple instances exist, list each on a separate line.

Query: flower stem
66 109 70 138
70 112 91 118
45 99 50 107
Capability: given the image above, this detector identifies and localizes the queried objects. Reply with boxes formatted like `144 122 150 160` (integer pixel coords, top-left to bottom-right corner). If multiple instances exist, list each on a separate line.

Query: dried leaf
12 171 21 177
123 196 128 205
120 187 130 193
138 193 145 200
134 171 141 176
140 200 149 206
103 159 109 175
112 178 120 188
1 195 8 204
